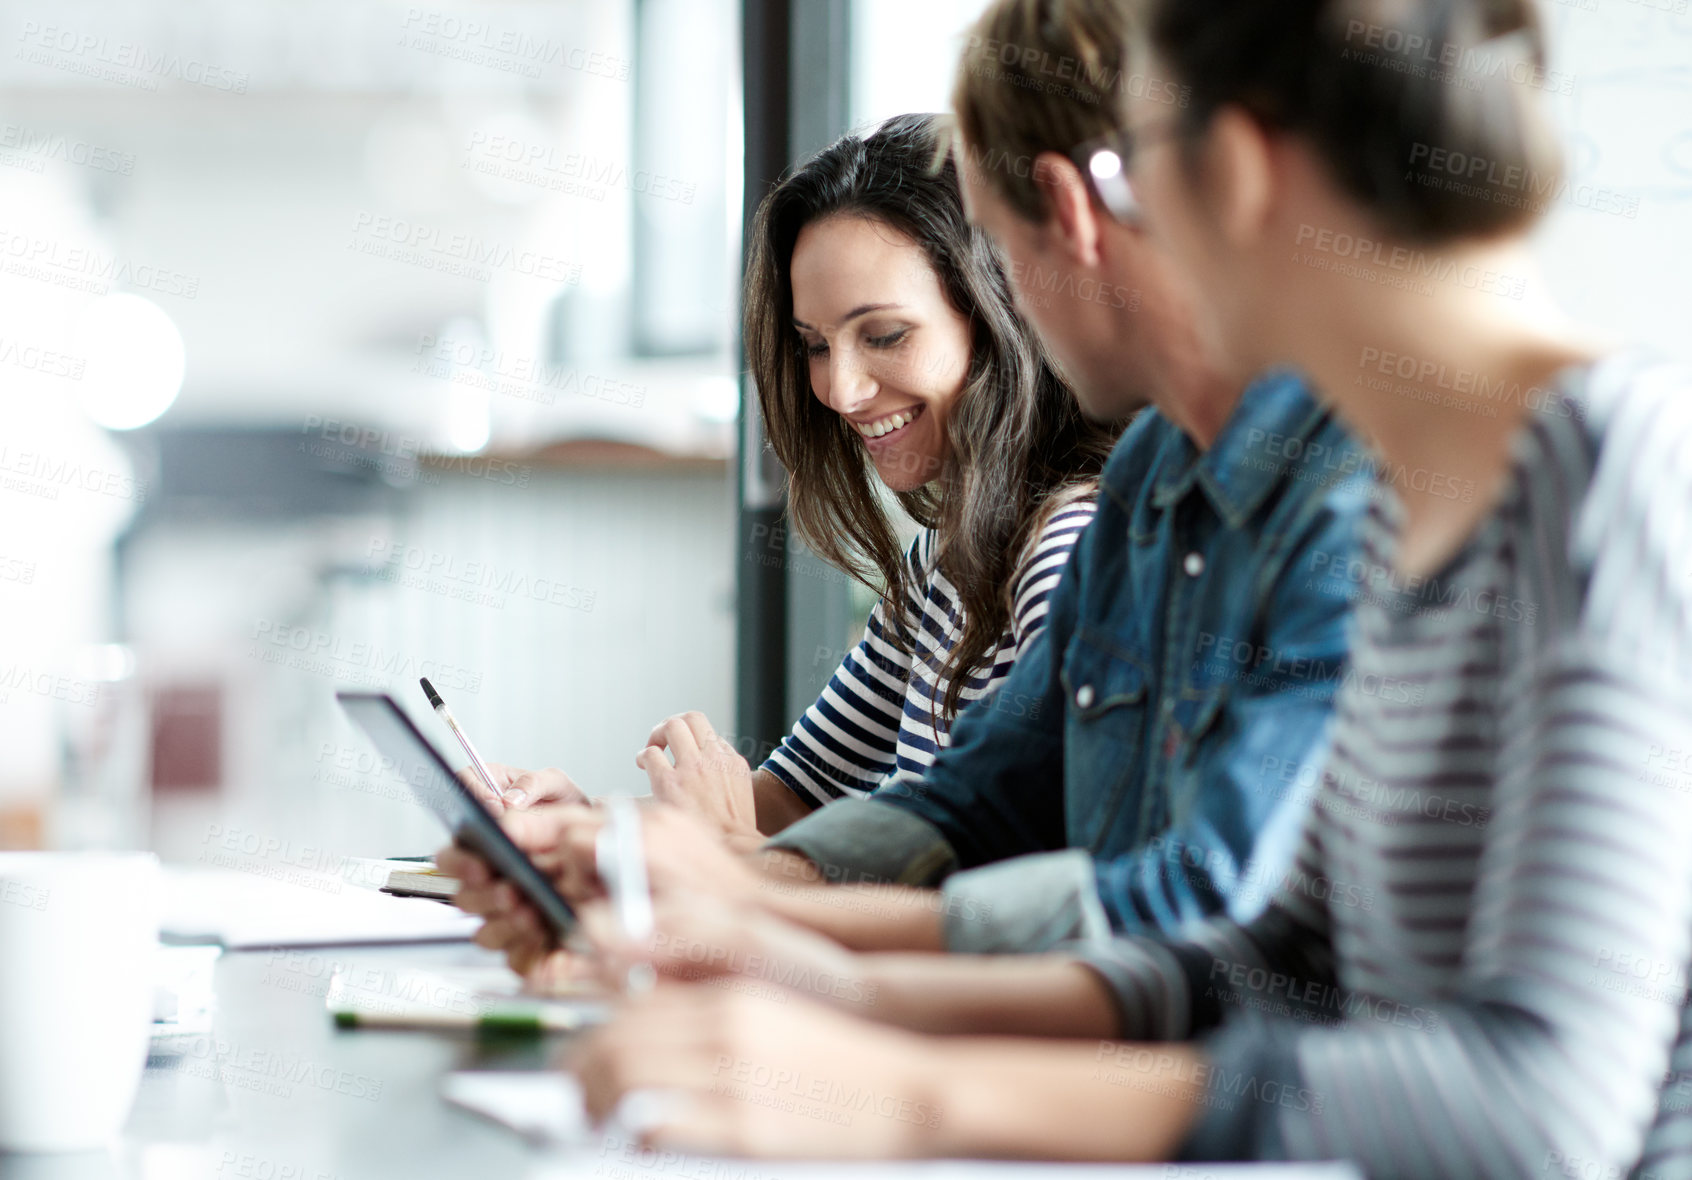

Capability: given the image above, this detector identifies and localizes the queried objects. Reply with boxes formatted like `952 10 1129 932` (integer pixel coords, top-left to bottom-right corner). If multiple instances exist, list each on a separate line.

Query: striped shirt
1079 354 1692 1178
763 496 1096 807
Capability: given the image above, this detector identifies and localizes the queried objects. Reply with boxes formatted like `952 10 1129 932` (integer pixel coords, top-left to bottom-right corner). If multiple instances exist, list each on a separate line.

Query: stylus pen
419 677 505 803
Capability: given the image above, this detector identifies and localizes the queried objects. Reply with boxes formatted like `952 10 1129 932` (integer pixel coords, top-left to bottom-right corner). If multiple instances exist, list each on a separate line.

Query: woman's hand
440 803 765 978
537 802 766 909
458 762 588 813
520 948 603 995
637 713 760 845
438 804 607 978
582 891 873 1012
439 841 553 976
572 985 943 1158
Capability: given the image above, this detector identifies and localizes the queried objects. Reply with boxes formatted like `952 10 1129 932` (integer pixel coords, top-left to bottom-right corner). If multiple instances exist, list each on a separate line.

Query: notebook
346 856 463 901
161 866 479 948
384 861 460 901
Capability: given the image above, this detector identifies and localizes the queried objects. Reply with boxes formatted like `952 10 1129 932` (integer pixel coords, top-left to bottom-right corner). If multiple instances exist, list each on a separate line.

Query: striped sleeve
1085 359 1692 1178
1009 497 1096 659
1077 646 1692 1177
1246 646 1692 1176
1236 363 1692 1178
1076 815 1339 1044
760 533 930 808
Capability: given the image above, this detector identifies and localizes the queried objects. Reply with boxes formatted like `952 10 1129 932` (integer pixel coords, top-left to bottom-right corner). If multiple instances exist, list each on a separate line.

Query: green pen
332 1008 598 1034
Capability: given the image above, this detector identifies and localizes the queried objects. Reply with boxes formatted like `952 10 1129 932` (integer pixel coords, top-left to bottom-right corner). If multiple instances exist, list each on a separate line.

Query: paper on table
441 1071 590 1145
161 866 480 949
152 944 222 1036
449 1072 1363 1179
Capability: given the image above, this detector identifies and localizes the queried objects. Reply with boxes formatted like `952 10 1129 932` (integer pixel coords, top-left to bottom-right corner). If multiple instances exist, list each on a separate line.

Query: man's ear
1032 151 1103 266
1202 108 1275 247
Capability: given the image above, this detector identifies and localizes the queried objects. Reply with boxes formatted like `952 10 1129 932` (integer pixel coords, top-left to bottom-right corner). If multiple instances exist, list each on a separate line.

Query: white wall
1536 2 1692 362
851 0 991 129
850 0 1692 363
125 464 735 865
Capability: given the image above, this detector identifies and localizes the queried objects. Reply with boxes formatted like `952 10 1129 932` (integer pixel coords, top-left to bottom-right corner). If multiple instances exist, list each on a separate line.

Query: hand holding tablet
337 691 581 942
338 688 657 993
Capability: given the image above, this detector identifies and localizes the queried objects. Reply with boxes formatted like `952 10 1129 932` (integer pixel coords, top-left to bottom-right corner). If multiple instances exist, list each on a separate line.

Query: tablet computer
336 691 577 940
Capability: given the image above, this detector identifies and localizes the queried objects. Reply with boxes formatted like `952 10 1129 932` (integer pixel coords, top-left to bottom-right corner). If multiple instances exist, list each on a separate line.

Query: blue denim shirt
767 372 1371 950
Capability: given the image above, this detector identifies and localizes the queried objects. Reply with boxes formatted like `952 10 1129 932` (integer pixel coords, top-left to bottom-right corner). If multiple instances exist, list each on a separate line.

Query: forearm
745 850 945 951
849 954 1120 1038
916 1037 1205 1160
752 768 816 836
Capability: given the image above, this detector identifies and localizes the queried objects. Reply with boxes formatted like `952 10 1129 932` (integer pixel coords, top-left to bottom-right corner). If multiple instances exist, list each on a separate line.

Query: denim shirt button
1183 551 1206 577
1075 684 1096 709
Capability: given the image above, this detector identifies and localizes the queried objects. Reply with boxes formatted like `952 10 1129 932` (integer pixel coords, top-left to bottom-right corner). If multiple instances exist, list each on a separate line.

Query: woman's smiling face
789 214 973 492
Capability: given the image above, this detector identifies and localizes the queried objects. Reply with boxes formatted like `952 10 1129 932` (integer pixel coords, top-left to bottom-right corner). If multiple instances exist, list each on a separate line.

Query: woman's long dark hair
744 112 1120 725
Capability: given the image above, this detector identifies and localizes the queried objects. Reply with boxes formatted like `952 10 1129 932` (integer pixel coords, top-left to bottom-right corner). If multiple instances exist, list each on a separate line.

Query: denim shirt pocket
1060 629 1151 853
1172 683 1230 758
1164 683 1232 831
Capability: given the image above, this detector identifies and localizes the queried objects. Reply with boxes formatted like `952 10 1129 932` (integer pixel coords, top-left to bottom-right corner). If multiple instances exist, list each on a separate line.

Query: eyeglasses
1067 119 1182 225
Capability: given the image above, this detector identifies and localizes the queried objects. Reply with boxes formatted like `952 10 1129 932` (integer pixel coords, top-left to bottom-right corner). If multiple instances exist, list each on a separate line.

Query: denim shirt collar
1141 370 1328 529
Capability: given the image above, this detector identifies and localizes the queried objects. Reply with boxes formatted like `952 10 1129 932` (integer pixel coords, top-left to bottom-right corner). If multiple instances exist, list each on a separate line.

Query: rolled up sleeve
940 849 1112 953
763 797 957 887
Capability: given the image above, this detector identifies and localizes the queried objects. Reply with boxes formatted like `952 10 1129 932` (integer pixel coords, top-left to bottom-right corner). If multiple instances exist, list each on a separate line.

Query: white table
0 942 1361 1180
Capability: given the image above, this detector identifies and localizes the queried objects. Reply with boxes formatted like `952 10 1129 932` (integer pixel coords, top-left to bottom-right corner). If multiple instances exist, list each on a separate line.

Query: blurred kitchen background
0 0 1687 871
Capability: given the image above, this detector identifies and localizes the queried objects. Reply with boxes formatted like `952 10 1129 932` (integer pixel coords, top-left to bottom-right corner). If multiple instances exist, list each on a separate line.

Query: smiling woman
736 112 1123 821
788 214 972 495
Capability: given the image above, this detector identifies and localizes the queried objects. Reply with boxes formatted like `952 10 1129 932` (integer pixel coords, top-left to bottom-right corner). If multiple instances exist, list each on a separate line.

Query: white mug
0 852 160 1154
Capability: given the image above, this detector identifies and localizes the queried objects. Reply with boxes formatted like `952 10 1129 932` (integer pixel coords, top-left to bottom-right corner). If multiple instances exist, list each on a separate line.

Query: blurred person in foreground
559 0 1692 1172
